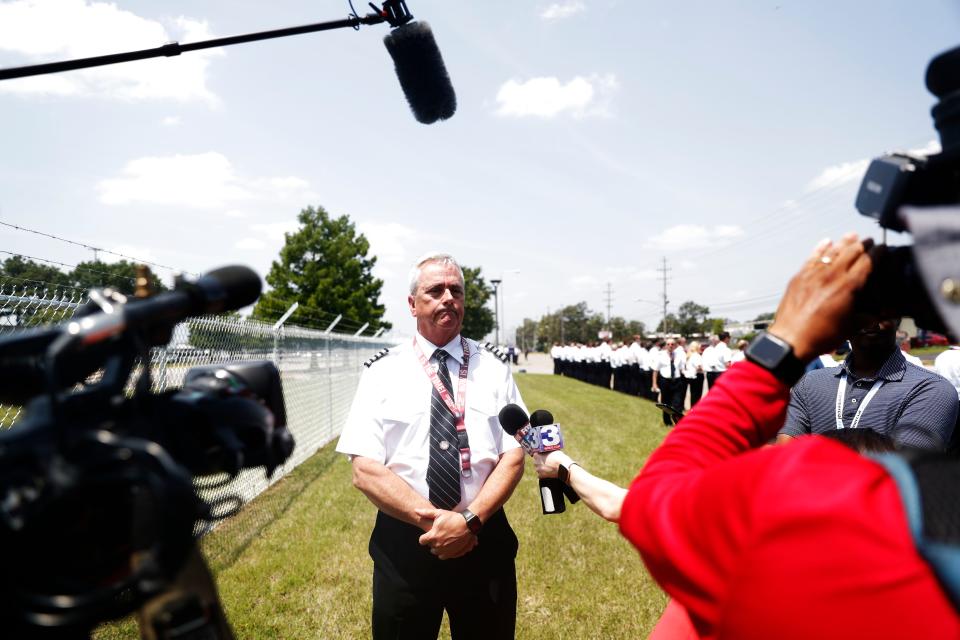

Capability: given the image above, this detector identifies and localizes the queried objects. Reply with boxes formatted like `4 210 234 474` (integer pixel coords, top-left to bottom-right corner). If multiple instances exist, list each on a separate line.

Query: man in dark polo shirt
777 313 958 450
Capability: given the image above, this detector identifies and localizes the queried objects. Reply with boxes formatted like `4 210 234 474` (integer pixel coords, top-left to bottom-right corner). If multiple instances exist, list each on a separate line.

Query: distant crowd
550 332 746 410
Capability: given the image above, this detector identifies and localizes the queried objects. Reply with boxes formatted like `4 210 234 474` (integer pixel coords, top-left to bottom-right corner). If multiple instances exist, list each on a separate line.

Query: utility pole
603 282 614 325
492 282 501 345
659 257 671 335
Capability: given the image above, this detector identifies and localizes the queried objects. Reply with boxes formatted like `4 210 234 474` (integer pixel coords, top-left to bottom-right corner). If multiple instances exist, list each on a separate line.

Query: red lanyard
413 336 472 477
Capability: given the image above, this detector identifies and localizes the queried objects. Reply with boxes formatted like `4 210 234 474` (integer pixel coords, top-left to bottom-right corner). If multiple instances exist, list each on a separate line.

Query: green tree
0 255 71 290
656 313 679 334
753 311 775 321
675 300 711 336
0 256 76 327
461 266 494 340
252 206 390 333
515 318 538 352
707 318 727 335
69 259 168 296
607 317 646 343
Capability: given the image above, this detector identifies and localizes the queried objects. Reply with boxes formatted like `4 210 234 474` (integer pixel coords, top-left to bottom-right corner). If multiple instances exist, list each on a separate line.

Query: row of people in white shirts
550 336 740 375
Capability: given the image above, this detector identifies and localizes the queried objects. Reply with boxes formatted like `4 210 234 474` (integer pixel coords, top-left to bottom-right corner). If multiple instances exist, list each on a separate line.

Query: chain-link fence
0 279 397 537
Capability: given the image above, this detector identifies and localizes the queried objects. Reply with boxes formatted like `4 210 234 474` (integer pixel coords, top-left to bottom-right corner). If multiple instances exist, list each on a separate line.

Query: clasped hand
415 508 477 560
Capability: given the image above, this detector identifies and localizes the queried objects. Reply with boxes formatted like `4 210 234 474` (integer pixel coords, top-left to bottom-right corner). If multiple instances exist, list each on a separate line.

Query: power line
0 219 196 275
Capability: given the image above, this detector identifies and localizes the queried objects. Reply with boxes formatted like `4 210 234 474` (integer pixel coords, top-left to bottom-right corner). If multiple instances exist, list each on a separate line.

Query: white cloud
358 221 418 268
603 265 657 281
804 140 941 193
161 116 181 126
643 224 745 252
97 152 250 208
540 1 585 20
804 159 869 193
495 73 618 118
102 244 157 264
234 237 265 251
96 152 316 209
570 275 599 288
250 221 298 242
0 1 222 105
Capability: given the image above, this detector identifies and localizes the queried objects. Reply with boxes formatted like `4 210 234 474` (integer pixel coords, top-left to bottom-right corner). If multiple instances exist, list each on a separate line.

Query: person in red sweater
538 234 960 639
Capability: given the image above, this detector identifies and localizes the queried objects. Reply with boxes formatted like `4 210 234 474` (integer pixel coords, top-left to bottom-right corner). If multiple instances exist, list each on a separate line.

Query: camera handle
136 545 235 640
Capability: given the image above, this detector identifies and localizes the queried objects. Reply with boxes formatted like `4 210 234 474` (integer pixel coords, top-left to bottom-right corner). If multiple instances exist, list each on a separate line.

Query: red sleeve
618 361 790 630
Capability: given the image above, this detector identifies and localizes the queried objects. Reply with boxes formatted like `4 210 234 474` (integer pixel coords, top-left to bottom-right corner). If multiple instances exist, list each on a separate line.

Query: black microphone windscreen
529 409 554 427
498 403 529 435
927 45 960 98
197 266 262 314
383 21 456 124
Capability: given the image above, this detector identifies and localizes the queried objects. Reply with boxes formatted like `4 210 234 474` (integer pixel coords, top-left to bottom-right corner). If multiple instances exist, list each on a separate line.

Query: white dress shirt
630 343 649 370
645 346 661 371
935 347 960 399
336 332 524 512
683 352 703 379
655 349 686 379
701 345 718 372
902 350 924 368
713 342 733 372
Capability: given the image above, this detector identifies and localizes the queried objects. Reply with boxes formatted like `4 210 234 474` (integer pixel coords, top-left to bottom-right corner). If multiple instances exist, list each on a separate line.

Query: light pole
490 278 502 345
498 269 520 346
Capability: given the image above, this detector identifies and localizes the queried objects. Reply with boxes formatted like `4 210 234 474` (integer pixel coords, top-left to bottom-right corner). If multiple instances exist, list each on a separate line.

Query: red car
913 332 950 348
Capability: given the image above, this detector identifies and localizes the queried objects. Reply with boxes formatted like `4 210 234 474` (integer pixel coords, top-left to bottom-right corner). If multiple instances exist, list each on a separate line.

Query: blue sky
1 0 958 339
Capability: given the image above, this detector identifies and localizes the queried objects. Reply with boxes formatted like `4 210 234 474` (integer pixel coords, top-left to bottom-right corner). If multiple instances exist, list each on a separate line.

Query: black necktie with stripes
427 349 461 510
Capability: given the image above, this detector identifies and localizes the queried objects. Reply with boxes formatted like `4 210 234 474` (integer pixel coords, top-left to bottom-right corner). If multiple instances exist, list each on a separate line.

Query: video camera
0 265 294 639
855 45 960 336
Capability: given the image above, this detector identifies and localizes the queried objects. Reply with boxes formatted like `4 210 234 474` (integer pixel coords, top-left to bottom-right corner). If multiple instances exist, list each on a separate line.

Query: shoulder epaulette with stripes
363 348 390 368
480 342 509 363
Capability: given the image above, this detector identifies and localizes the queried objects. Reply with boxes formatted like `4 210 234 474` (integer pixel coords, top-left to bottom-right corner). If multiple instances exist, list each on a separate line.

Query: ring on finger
820 256 833 265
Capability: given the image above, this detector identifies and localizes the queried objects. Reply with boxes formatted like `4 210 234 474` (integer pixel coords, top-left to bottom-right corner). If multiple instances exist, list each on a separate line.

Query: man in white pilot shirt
337 252 525 640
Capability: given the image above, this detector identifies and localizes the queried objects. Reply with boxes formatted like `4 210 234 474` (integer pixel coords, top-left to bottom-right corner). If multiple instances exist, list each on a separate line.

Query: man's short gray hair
408 252 465 296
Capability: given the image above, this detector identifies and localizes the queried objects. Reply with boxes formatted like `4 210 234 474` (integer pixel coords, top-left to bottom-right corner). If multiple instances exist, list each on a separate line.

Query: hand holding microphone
498 404 580 515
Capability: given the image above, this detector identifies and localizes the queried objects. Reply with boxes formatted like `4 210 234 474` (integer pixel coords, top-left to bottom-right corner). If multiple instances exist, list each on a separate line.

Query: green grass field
94 374 670 639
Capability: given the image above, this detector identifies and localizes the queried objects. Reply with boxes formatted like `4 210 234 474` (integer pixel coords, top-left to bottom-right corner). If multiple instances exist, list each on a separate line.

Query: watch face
750 336 786 366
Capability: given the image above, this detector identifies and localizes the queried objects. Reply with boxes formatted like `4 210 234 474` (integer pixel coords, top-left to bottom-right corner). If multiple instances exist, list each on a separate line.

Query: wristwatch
557 460 580 486
744 332 805 386
461 509 483 534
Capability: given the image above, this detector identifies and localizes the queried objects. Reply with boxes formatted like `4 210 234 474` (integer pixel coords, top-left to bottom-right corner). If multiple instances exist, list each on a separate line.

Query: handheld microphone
529 409 567 515
529 409 581 508
498 404 579 514
383 21 457 124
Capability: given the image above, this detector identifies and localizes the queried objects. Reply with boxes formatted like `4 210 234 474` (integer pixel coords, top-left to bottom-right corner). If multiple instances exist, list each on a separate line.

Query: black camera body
0 266 294 638
854 45 960 335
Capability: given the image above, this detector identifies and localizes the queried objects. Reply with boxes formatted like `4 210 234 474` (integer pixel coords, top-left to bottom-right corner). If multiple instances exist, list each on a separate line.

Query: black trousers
370 509 518 640
639 369 653 399
688 373 705 407
659 377 686 425
706 371 723 390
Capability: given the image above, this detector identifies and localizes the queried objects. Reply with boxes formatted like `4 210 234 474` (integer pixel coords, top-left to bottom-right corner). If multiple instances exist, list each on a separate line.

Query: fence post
273 302 299 367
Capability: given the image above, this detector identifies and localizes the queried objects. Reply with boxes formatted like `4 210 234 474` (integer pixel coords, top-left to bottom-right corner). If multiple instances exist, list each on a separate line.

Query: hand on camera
768 234 874 361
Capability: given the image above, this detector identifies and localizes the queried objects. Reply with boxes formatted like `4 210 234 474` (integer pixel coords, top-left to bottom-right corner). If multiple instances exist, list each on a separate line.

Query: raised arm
533 450 627 522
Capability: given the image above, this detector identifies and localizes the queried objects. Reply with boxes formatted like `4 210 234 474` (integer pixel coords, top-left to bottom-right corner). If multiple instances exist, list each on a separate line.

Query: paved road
512 351 554 374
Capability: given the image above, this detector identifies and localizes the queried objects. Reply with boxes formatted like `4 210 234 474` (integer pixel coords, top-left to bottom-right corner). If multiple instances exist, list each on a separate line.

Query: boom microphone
383 21 457 124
